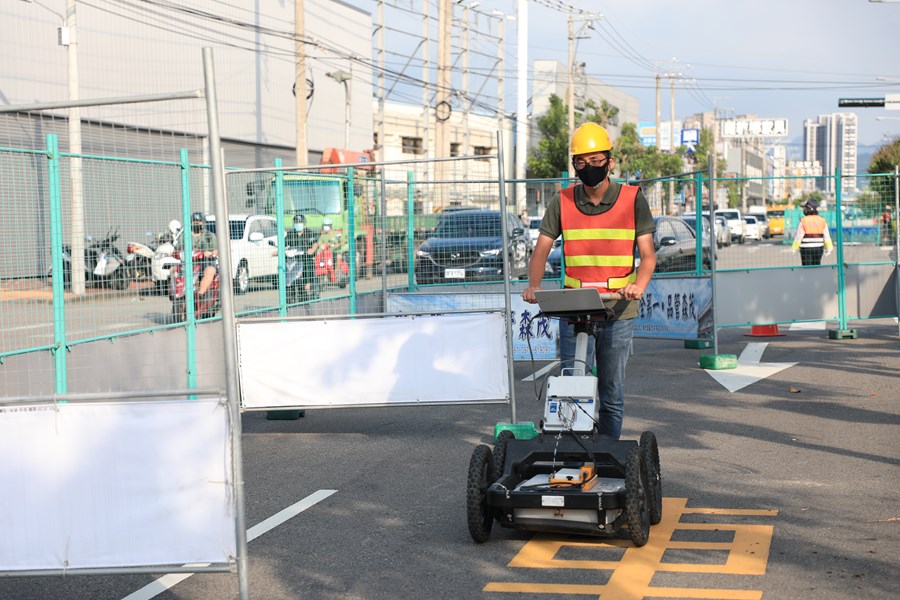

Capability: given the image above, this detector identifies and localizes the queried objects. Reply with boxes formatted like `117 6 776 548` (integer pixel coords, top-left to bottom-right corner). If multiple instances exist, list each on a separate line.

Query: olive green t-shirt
539 181 656 320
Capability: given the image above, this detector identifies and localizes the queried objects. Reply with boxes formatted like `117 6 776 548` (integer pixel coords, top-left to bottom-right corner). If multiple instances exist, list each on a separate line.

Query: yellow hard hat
570 122 613 156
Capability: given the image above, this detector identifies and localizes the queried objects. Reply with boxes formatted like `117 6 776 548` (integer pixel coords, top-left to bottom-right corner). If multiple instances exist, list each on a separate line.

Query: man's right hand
522 286 542 304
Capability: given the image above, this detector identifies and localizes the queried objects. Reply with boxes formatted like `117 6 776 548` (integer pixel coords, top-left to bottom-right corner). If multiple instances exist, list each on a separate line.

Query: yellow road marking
484 497 777 599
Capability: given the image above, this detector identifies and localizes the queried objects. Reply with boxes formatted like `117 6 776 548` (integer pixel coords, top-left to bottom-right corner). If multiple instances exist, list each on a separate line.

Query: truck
241 148 428 277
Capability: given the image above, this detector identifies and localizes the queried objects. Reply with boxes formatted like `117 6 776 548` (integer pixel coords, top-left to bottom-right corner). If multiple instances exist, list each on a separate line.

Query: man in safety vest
791 200 833 266
523 122 657 440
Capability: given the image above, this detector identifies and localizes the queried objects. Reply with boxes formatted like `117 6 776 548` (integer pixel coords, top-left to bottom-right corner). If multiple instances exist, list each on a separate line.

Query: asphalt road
2 321 898 600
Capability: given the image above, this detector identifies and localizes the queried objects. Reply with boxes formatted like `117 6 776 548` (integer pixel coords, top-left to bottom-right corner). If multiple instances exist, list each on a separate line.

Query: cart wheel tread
466 444 494 543
640 431 663 525
493 430 515 479
625 446 650 547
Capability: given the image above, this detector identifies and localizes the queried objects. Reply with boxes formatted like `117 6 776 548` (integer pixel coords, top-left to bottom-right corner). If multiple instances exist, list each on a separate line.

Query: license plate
444 268 465 279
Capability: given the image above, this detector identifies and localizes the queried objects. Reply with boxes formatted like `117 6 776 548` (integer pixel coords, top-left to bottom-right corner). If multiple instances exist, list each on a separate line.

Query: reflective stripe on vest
560 185 638 292
799 215 827 248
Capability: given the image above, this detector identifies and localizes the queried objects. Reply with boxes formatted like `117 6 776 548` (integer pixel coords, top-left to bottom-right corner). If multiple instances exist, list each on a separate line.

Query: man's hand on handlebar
621 283 644 301
522 286 542 304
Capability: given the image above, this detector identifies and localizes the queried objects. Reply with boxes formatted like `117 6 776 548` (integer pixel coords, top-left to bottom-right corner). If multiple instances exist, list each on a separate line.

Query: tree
526 95 621 179
867 137 900 208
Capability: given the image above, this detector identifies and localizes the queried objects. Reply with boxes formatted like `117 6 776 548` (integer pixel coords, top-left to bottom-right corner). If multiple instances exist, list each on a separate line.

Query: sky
353 0 900 151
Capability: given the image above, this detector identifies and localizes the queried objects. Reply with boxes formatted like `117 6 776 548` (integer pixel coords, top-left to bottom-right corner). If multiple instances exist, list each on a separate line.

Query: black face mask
192 224 203 234
575 162 609 188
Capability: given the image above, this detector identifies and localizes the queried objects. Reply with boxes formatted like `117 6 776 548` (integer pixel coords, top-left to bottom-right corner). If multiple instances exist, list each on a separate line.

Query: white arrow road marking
705 342 797 393
522 361 559 381
121 489 337 600
789 321 826 331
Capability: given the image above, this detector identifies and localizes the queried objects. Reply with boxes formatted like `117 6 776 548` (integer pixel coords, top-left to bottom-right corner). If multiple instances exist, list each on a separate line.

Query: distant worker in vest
791 200 833 266
522 122 657 441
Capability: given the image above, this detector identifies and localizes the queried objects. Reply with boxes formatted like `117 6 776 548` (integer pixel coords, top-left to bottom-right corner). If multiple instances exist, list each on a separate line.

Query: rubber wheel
172 298 187 323
640 431 663 525
234 262 250 295
493 430 515 479
625 445 650 547
111 270 130 290
466 444 494 543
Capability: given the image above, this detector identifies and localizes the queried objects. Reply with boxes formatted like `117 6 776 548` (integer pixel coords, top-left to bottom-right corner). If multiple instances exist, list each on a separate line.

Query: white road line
522 361 558 381
121 489 338 600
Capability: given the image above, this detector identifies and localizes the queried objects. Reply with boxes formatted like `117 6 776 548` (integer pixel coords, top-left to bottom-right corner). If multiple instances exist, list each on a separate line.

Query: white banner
0 398 235 572
386 293 559 360
635 277 713 339
238 313 509 409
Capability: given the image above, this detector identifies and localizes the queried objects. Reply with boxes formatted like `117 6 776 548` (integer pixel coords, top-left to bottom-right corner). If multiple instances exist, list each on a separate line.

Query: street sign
837 98 885 107
719 118 788 138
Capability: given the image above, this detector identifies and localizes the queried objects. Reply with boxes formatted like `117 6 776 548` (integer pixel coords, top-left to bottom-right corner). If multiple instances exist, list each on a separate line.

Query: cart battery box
543 375 598 432
549 464 596 488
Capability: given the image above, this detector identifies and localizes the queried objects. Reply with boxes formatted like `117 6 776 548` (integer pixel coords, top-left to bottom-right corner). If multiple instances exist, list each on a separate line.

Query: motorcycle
315 242 349 289
285 247 320 304
169 249 220 322
57 229 130 290
150 220 184 294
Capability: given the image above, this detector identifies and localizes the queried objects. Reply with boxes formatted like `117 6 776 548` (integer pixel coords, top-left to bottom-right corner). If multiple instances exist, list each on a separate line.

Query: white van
715 209 747 244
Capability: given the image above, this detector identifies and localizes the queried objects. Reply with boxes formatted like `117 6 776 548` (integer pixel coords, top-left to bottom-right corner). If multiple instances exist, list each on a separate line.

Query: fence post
830 166 857 339
347 166 357 314
179 149 198 387
274 158 286 316
406 171 415 292
47 134 68 393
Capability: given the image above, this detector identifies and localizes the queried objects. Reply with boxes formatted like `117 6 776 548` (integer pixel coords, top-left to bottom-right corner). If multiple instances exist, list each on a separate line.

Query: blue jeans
559 319 596 375
592 318 635 440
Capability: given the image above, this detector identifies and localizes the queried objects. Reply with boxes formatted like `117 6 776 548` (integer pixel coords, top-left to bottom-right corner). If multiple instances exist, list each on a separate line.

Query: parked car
714 215 732 247
545 215 711 279
206 214 278 294
654 216 712 272
527 216 543 246
749 211 770 238
546 237 563 279
743 215 762 241
715 209 746 244
680 215 715 248
414 210 532 285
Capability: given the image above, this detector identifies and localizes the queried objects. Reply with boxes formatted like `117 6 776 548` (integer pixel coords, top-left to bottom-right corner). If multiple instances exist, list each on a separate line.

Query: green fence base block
266 410 305 420
684 338 712 349
494 421 539 441
828 328 858 340
699 354 738 370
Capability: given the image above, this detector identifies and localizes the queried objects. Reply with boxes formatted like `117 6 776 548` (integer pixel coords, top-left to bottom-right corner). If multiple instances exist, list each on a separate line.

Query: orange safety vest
799 215 827 248
560 185 638 292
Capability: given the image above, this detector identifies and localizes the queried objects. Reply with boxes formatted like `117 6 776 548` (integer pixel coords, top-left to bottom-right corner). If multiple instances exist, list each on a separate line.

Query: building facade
803 113 858 198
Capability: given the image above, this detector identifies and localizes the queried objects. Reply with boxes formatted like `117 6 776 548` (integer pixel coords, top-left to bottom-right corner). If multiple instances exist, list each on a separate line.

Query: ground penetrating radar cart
466 289 662 546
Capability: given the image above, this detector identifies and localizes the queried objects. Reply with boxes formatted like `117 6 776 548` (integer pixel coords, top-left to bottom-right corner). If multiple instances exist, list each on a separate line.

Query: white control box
543 375 598 432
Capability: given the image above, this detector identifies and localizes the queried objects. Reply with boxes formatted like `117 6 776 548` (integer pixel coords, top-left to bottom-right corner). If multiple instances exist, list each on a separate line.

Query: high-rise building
803 113 858 197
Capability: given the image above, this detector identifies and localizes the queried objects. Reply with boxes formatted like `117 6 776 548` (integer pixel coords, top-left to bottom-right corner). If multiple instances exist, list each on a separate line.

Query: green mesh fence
2 137 898 390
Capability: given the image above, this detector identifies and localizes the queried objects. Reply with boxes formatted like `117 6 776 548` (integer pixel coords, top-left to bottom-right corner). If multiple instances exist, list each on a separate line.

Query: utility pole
377 0 385 162
515 0 528 215
294 0 307 165
463 3 471 181
566 14 601 179
655 73 661 149
422 0 430 183
436 0 451 176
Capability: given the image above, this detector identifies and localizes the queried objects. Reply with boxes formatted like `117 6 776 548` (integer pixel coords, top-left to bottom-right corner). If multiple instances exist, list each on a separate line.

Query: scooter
169 249 220 322
285 248 320 304
125 232 157 281
57 229 130 290
151 220 183 294
315 242 349 289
